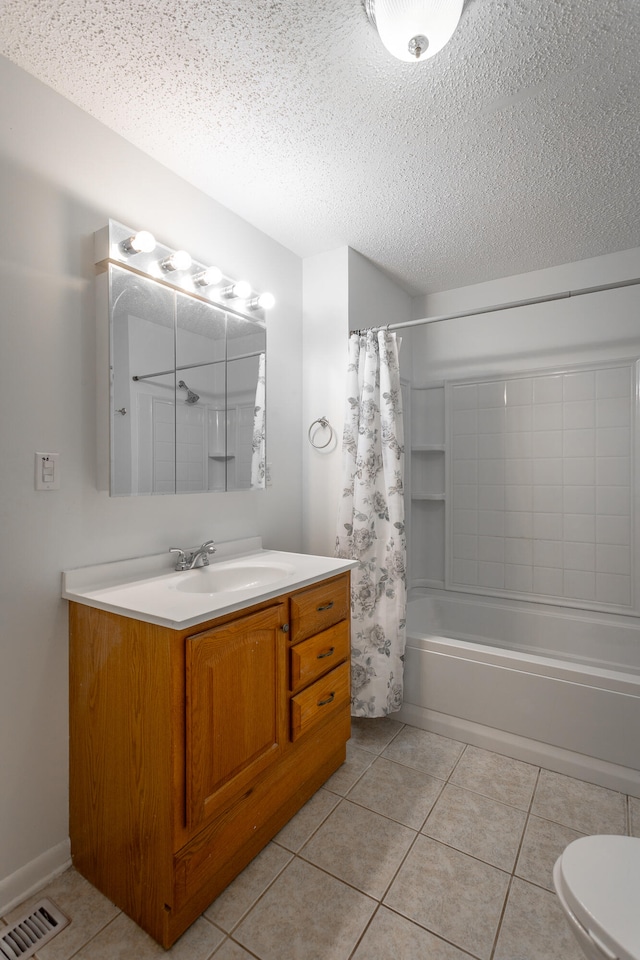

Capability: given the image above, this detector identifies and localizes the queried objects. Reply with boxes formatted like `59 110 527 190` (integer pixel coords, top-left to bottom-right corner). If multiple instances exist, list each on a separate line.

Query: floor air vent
1 898 70 960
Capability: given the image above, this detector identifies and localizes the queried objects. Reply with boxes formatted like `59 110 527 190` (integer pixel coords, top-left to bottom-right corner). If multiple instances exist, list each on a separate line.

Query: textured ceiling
1 0 639 295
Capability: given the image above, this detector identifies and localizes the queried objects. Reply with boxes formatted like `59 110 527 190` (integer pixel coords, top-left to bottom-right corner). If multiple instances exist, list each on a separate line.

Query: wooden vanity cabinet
69 572 351 948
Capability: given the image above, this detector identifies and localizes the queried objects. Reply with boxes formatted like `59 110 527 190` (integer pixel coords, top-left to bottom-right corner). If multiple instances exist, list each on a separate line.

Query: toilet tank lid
560 835 640 960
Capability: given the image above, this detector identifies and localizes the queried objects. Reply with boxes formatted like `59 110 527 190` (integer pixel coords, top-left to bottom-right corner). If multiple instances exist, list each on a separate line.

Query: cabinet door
185 603 288 830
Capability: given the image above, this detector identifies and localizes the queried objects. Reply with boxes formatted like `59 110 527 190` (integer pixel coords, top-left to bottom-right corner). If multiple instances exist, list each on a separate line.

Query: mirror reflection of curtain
251 353 266 489
336 330 406 717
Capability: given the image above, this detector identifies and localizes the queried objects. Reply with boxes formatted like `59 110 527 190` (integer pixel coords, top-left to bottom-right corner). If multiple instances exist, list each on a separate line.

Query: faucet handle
169 547 189 571
198 540 216 566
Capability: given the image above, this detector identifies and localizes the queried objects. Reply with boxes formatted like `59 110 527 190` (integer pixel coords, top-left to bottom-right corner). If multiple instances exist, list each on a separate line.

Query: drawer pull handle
317 647 335 659
317 601 334 611
317 692 336 707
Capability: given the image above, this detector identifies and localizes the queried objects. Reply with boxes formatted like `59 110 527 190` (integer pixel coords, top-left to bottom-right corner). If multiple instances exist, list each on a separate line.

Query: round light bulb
232 280 252 299
257 292 275 310
162 250 192 272
122 230 156 254
131 230 156 253
195 265 223 287
170 250 192 271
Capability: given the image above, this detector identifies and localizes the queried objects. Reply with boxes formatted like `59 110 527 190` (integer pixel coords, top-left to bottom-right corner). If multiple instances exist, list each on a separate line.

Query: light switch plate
35 452 60 490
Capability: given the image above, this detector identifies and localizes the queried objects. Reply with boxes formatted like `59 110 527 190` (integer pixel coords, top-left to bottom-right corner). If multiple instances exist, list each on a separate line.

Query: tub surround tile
531 769 627 835
323 741 376 795
300 799 415 900
630 796 640 837
381 726 465 780
422 783 527 872
232 858 376 960
203 842 292 932
493 877 584 960
351 906 474 960
449 745 538 810
515 816 585 892
446 362 634 611
384 835 509 960
349 716 404 754
273 788 340 852
347 756 445 829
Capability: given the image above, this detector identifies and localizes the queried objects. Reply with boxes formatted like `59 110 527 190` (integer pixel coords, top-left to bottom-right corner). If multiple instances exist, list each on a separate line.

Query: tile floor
4 718 640 960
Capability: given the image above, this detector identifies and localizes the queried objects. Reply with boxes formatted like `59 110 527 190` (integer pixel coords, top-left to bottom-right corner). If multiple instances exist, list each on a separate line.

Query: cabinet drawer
290 621 349 694
290 661 350 741
289 574 350 645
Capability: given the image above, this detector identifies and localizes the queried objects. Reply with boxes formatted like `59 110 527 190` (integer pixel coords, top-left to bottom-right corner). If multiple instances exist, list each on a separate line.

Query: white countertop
62 538 356 629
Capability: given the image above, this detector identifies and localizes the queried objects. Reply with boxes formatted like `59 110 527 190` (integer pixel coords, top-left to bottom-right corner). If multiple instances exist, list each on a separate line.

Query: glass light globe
374 0 463 62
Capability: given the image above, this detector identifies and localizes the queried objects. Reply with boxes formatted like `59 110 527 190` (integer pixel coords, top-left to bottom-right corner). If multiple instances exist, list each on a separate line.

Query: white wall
301 248 350 556
302 248 412 557
0 56 303 909
409 248 640 382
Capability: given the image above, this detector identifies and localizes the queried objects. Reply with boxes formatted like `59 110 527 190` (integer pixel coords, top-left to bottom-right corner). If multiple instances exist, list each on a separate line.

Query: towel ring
308 416 334 449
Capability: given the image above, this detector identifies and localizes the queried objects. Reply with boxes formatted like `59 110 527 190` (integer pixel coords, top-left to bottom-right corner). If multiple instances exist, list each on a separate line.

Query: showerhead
178 380 200 404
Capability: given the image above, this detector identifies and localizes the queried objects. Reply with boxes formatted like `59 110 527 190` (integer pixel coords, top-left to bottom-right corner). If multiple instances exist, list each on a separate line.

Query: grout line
489 765 542 960
346 902 380 960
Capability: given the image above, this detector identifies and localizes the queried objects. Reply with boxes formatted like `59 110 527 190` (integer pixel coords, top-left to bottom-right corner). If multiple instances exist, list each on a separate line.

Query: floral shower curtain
335 330 406 717
251 353 266 488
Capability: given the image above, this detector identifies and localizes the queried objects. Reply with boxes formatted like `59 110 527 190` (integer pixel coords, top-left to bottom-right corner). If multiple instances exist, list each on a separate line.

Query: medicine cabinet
95 222 268 496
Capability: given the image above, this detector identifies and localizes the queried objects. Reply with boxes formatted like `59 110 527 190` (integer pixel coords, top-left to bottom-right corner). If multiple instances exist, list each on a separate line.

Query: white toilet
553 835 640 960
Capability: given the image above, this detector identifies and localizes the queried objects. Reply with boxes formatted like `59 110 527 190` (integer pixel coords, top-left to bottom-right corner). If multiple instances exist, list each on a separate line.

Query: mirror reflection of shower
178 380 200 404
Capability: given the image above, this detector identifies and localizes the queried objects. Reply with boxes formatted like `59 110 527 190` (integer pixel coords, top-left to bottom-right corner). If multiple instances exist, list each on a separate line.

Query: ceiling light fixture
221 280 252 300
193 265 223 287
364 0 463 62
121 230 156 254
161 250 193 272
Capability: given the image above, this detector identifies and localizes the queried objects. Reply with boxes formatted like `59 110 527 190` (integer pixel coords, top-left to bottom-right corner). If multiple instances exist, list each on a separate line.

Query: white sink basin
63 540 357 628
175 561 296 594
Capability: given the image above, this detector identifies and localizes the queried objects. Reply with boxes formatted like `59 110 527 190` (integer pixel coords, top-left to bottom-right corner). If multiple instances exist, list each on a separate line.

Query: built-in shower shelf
412 493 446 501
209 454 236 459
411 444 445 452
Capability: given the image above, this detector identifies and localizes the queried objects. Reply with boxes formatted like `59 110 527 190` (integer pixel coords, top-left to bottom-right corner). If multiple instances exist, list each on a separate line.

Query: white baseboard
396 701 640 798
0 839 71 916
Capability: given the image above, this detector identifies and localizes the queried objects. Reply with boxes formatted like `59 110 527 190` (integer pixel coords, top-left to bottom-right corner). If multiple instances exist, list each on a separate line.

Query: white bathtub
396 593 640 796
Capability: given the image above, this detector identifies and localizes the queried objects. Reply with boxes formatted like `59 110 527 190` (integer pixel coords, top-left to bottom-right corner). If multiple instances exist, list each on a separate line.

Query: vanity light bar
95 220 275 319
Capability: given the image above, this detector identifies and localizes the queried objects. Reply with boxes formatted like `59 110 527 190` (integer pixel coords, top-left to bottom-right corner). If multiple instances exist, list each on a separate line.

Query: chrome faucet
170 539 216 571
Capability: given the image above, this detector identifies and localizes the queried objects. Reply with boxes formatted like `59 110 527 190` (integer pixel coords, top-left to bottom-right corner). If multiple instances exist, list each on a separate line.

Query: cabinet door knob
281 623 290 633
316 647 335 659
317 601 334 611
317 692 336 707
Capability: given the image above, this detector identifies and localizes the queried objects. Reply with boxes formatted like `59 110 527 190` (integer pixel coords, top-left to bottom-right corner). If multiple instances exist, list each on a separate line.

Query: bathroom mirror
107 263 266 495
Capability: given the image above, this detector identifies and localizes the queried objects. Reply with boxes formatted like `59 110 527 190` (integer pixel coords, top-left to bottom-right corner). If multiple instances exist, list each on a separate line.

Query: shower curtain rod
132 349 264 382
354 276 640 335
